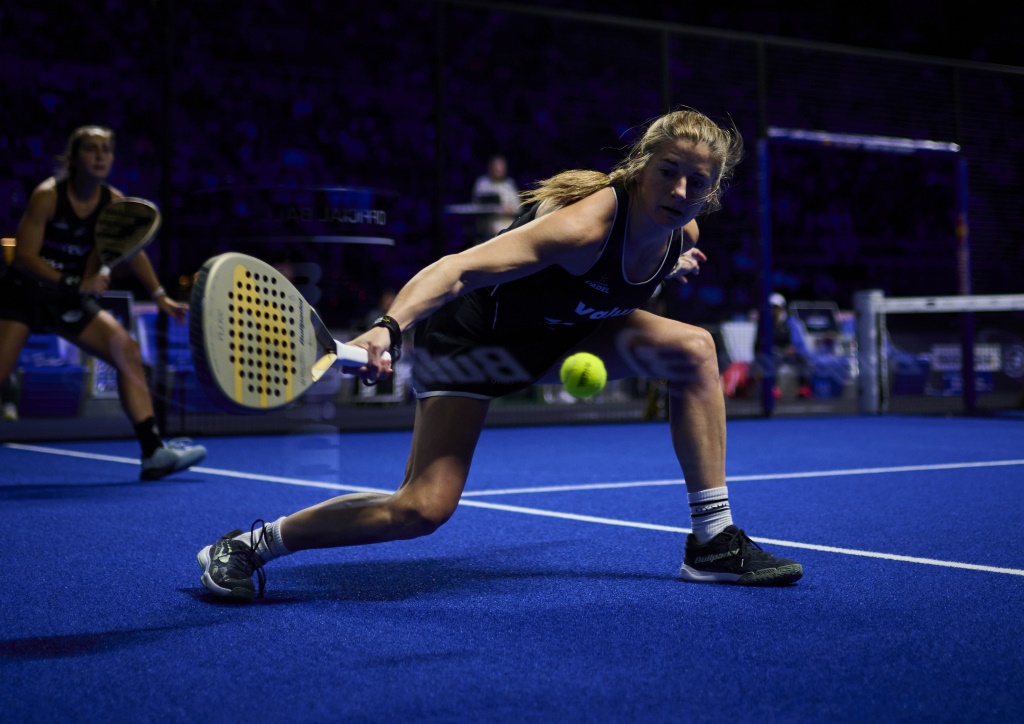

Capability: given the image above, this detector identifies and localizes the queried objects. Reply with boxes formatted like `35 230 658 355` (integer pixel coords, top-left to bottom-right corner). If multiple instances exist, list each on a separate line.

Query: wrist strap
151 286 167 300
371 315 402 362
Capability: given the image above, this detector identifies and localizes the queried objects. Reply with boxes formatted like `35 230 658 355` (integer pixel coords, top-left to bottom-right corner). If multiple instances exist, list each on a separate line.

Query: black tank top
483 182 681 337
40 178 113 278
411 182 683 395
7 179 113 299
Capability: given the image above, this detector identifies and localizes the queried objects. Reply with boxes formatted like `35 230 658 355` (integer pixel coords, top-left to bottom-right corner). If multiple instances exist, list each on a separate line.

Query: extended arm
350 187 618 372
127 251 188 322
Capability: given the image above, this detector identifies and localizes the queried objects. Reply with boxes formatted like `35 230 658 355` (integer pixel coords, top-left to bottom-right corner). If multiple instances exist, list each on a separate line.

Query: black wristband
58 274 82 298
371 315 403 362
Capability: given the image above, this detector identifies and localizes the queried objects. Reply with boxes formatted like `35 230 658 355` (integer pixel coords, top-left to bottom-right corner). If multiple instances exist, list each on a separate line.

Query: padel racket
95 197 161 275
189 252 387 412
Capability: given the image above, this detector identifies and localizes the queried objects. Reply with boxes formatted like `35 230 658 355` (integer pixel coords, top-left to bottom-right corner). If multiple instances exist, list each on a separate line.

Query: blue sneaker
140 439 206 480
680 525 803 585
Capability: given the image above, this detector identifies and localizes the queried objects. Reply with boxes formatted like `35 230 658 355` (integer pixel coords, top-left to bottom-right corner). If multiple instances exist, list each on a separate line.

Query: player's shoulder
26 177 59 214
31 176 59 197
587 184 617 207
550 185 616 221
528 187 616 273
529 188 605 235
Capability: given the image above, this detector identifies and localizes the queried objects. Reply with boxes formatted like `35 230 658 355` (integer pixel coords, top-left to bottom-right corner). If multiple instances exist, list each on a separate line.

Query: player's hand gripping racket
95 197 162 275
189 252 388 412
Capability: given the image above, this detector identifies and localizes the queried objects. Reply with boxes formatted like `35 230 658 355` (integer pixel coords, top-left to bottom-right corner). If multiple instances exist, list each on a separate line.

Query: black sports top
485 182 681 337
412 182 683 398
40 178 114 279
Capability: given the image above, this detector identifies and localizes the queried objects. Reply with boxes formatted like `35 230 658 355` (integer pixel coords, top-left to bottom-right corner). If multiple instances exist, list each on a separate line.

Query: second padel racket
95 197 162 275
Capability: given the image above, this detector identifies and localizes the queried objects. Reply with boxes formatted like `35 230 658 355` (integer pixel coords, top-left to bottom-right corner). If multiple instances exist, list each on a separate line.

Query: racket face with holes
189 252 332 412
95 197 161 271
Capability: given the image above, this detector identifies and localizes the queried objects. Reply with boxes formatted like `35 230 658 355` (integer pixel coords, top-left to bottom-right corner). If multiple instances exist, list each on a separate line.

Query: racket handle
99 265 111 276
337 343 391 374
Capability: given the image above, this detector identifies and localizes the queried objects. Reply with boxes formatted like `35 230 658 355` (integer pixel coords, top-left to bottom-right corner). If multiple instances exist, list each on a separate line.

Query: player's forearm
128 253 162 295
13 252 62 286
386 255 472 331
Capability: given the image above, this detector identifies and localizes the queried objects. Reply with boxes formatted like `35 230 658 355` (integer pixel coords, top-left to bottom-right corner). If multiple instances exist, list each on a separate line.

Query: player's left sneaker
140 439 207 480
197 524 266 601
680 525 803 585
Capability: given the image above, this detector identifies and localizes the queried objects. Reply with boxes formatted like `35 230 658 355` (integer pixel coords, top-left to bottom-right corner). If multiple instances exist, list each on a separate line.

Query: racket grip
337 343 392 374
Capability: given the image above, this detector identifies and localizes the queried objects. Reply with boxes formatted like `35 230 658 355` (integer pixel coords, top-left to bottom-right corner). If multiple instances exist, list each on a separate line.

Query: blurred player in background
0 125 206 479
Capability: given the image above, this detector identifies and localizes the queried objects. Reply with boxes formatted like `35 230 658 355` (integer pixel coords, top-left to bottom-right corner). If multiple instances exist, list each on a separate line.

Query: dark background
540 2 1024 67
2 0 1022 330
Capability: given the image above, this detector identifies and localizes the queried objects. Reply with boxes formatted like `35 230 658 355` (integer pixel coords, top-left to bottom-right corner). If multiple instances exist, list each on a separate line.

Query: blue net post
956 156 977 413
756 137 776 416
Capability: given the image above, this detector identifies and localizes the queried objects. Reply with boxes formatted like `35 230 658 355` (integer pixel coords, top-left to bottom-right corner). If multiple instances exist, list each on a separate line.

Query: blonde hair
521 107 743 215
56 125 115 179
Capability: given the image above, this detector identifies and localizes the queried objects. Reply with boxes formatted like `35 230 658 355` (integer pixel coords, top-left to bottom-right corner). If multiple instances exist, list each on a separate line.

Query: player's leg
74 310 149 413
284 394 489 547
70 308 206 479
567 310 725 490
197 394 490 600
571 310 802 585
0 319 31 421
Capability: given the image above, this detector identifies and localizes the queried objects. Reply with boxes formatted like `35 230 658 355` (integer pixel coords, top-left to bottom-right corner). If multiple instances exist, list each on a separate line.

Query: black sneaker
196 521 267 601
680 525 803 585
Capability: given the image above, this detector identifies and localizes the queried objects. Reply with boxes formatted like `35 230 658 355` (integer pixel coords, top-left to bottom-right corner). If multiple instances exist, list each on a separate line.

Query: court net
855 291 1024 416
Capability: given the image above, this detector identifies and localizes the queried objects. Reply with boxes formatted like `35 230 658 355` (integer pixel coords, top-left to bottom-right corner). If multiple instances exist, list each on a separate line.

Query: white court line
3 443 389 495
462 459 1024 496
6 443 1024 577
454 499 1024 577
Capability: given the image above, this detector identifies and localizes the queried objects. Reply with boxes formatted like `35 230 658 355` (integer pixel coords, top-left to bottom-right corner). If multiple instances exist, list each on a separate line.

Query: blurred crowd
2 1 1021 331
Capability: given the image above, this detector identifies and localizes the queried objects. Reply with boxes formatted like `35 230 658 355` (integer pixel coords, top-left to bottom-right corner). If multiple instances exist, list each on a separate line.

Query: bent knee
681 326 718 367
390 499 458 539
667 325 719 376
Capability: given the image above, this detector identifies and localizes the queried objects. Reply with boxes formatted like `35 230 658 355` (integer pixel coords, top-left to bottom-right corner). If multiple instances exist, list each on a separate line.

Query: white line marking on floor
6 443 1023 577
3 443 388 494
455 499 1024 576
461 459 1024 496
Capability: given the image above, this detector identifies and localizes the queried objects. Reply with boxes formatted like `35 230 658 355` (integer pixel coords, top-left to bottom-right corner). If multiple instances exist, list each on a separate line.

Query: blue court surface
2 415 1022 723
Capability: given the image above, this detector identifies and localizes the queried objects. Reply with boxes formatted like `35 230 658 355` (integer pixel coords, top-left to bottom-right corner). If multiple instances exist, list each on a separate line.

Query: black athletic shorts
411 202 602 400
0 274 104 337
412 291 600 400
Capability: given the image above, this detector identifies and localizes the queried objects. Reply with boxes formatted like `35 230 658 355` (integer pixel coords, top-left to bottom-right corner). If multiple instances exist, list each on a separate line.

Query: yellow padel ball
559 352 607 399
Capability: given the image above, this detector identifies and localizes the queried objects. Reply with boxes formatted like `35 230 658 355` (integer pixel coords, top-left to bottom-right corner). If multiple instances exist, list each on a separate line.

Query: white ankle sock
234 517 291 562
687 487 733 543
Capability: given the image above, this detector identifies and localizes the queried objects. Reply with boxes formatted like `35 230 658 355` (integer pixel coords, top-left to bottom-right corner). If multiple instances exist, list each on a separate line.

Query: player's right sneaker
680 525 803 585
197 523 267 601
